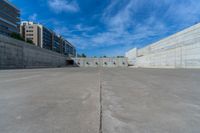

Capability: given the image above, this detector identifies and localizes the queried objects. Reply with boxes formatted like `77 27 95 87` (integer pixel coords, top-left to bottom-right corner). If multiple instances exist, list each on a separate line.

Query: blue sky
10 0 200 57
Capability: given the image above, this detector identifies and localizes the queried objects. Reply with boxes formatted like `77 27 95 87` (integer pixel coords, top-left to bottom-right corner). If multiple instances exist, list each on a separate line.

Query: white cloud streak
48 0 79 13
50 0 200 56
28 13 38 21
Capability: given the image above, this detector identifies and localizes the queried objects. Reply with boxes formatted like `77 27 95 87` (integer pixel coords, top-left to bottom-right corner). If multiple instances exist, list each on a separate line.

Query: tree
26 39 34 45
81 53 87 58
10 32 24 41
77 54 81 57
117 56 124 58
10 32 35 45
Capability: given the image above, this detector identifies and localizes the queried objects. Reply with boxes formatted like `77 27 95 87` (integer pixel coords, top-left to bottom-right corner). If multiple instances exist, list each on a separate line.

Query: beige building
20 21 76 57
20 21 42 47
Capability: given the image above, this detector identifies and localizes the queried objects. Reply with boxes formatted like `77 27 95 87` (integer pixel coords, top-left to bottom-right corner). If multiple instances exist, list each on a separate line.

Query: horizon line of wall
126 23 200 69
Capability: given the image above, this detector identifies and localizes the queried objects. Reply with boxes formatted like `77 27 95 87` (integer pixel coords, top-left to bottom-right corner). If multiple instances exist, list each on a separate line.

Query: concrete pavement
0 68 100 133
0 68 200 133
101 68 200 133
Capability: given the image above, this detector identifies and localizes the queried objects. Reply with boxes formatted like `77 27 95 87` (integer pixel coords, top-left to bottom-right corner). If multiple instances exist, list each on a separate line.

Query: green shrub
10 32 25 41
26 39 34 45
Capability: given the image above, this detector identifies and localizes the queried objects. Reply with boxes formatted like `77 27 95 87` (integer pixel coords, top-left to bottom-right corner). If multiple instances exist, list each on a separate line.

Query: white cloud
86 0 164 48
54 26 69 35
48 0 79 13
165 0 200 25
51 0 200 56
67 0 167 53
28 13 38 21
87 0 200 51
74 24 95 32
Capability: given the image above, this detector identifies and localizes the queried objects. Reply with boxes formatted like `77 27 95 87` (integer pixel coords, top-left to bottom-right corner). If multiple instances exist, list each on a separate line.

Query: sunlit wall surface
126 23 200 68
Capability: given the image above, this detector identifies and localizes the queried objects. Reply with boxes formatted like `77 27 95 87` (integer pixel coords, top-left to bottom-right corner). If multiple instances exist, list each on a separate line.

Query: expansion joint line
99 68 103 133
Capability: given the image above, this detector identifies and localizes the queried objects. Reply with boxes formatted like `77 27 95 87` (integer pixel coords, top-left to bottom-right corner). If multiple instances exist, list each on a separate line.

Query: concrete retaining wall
73 58 128 67
136 43 200 68
0 35 67 69
126 23 200 68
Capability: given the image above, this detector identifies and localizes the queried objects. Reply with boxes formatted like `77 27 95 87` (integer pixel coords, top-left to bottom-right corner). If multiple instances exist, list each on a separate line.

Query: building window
26 30 33 32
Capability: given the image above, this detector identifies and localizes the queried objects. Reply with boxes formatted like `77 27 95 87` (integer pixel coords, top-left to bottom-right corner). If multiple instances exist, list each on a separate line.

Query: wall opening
66 60 74 65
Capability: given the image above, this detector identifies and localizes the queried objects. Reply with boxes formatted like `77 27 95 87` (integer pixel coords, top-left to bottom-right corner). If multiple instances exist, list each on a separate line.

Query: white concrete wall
125 48 137 65
126 23 200 68
137 42 200 68
73 58 128 67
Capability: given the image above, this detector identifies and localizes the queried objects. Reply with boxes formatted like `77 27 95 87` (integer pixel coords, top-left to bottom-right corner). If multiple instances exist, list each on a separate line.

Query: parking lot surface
0 68 200 133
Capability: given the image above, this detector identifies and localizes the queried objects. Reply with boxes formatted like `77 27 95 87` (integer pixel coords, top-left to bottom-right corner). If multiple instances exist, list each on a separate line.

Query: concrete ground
0 68 200 133
0 68 100 133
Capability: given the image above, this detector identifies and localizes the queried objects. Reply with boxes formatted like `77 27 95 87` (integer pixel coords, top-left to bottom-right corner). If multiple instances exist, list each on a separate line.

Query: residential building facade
52 34 61 53
20 21 42 47
0 0 20 36
42 27 53 50
63 40 76 57
20 21 76 57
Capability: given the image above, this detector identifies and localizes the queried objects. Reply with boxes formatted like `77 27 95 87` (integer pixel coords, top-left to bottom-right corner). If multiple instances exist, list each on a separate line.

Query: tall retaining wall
136 43 200 68
126 23 200 68
73 58 128 67
0 35 67 69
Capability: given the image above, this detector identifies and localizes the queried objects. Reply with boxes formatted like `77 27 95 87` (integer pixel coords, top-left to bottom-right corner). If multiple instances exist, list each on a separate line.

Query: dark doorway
66 60 74 65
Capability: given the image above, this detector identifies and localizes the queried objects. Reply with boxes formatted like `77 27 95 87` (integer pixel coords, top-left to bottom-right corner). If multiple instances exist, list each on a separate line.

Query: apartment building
20 21 76 57
0 0 20 36
66 41 76 57
20 22 54 49
42 27 53 50
0 0 76 57
52 34 61 53
63 40 76 57
20 22 42 47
